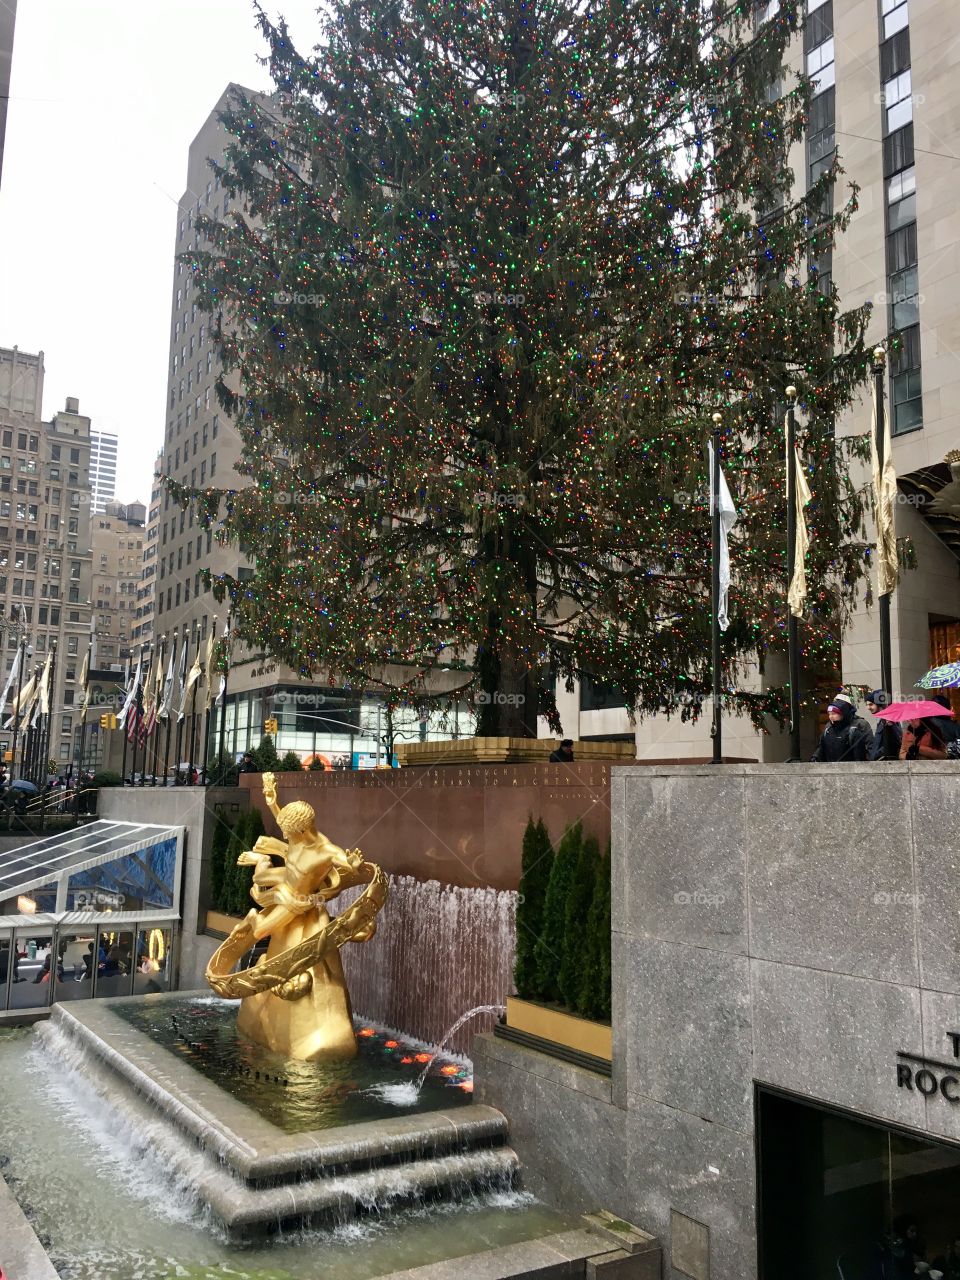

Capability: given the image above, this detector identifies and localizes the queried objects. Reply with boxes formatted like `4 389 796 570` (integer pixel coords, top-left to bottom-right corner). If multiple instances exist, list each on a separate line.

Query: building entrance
758 1086 960 1279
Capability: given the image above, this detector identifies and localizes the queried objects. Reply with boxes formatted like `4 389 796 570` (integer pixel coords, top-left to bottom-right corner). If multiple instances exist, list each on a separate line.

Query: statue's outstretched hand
262 771 277 807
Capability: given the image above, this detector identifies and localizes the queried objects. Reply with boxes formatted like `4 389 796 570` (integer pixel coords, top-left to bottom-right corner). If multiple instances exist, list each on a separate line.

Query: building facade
0 348 94 773
132 454 162 651
91 501 145 670
89 430 118 513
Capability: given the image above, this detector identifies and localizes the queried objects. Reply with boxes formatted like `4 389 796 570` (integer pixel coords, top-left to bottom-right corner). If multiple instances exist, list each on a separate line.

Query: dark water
113 995 472 1132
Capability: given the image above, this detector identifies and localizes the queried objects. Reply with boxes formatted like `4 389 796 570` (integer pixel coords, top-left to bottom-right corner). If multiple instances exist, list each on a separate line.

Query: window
67 636 78 655
62 716 72 734
882 70 913 132
882 0 908 38
805 0 832 49
806 38 835 92
210 452 216 476
880 27 910 81
891 324 922 434
579 675 627 712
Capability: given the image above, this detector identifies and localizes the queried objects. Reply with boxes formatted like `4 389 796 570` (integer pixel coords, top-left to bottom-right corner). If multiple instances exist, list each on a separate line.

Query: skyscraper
89 430 118 513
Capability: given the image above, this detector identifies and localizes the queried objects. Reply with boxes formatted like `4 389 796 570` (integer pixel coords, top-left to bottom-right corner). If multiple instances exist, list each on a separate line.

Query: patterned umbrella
916 661 960 690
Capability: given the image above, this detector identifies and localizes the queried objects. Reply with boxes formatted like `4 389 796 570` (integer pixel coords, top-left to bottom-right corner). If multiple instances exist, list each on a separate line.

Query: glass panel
894 396 923 434
9 928 55 1008
50 929 97 1002
759 1088 960 1277
66 835 177 912
884 1 908 37
0 934 12 1010
94 928 135 997
133 927 172 995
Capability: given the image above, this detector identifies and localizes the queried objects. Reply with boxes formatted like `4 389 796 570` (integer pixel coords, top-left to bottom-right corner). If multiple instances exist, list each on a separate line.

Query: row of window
878 4 923 434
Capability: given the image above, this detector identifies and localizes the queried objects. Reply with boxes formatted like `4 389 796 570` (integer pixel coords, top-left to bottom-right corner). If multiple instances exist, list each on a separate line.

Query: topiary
558 833 600 1012
577 846 611 1022
279 750 304 772
223 818 250 916
209 814 234 912
533 821 582 1003
91 770 123 787
513 817 554 999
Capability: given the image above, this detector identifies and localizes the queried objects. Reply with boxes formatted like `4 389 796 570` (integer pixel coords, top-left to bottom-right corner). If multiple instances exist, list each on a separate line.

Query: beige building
132 454 162 650
91 500 146 670
0 347 94 772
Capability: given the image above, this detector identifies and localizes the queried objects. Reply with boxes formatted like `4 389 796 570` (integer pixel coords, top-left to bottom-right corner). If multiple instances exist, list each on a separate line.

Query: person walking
811 694 872 763
865 690 902 760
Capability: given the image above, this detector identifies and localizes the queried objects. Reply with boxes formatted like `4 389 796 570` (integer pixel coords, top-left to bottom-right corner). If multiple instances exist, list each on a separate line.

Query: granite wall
475 762 960 1280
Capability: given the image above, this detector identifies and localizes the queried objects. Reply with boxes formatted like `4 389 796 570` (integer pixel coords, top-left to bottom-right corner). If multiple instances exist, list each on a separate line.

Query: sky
0 0 320 506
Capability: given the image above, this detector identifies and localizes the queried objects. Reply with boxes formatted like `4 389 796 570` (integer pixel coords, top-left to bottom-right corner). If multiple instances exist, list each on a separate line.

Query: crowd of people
812 691 960 764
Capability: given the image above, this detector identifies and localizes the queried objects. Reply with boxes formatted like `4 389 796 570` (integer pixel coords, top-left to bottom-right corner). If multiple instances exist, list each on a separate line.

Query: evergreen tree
209 814 234 913
577 848 611 1022
558 833 600 1012
513 817 554 999
279 750 305 772
246 804 266 845
224 814 251 916
173 1 873 737
252 735 281 772
534 822 582 1002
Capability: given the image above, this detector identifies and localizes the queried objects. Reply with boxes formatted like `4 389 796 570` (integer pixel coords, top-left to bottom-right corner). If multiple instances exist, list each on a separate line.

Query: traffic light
264 718 279 735
100 713 118 730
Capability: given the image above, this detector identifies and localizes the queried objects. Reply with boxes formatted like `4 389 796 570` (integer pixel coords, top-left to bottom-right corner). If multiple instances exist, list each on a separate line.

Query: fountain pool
0 1023 575 1279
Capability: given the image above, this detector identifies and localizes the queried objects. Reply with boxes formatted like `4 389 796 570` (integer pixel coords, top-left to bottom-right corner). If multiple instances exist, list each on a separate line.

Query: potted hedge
507 818 612 1067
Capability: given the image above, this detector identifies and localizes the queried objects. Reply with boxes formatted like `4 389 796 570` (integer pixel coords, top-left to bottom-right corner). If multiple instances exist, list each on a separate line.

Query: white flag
176 635 193 723
117 651 142 729
215 617 230 706
871 374 899 597
0 645 21 718
158 636 177 721
3 669 36 730
709 442 738 632
37 651 53 716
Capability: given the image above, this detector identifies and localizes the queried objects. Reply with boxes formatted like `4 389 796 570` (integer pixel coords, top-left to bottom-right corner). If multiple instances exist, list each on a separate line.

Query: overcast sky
0 0 320 505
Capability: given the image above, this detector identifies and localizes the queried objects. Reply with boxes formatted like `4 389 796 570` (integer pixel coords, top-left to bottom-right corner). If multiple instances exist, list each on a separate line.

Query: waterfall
335 876 517 1056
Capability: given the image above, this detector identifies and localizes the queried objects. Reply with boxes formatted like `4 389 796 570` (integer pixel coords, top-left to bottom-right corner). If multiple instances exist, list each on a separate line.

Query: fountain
0 775 640 1276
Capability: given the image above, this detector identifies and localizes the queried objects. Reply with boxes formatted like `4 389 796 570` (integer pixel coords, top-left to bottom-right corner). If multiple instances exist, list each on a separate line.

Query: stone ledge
474 1032 614 1104
0 1171 60 1280
378 1227 638 1279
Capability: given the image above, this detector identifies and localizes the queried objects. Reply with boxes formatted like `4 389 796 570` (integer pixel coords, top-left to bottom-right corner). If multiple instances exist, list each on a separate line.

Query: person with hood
811 693 872 763
865 689 902 760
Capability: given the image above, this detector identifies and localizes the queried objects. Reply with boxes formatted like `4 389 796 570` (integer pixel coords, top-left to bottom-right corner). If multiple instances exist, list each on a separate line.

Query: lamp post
710 412 723 766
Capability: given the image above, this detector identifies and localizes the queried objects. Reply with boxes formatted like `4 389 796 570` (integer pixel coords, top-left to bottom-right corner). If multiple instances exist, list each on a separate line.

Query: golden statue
205 772 388 1061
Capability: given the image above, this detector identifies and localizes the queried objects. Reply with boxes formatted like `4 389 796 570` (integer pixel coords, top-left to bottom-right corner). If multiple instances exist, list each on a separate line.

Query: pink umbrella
875 700 956 723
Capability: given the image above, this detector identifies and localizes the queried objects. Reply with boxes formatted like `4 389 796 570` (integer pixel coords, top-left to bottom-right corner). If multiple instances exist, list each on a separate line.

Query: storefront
758 1086 960 1278
0 819 183 1014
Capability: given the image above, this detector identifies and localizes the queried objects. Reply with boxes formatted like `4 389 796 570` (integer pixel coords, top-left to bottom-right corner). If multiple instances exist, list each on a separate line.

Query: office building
132 454 162 650
91 500 146 669
0 0 16 190
89 430 118 513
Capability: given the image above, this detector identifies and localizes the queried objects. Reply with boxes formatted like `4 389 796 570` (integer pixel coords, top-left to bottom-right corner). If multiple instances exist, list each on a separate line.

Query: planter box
496 995 612 1075
395 737 636 767
204 909 243 937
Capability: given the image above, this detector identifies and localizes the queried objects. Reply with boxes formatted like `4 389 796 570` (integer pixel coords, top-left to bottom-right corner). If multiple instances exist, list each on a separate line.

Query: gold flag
871 374 899 597
787 443 812 619
203 617 218 713
79 647 91 719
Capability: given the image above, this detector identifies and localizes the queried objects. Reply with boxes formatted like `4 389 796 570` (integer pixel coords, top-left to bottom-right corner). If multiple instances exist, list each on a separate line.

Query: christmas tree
177 0 873 735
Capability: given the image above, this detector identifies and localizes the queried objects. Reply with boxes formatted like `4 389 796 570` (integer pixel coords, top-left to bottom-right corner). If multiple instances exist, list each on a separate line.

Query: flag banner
178 637 198 723
118 652 142 730
203 618 218 713
871 373 900 597
3 670 36 729
158 636 177 721
78 646 91 719
37 652 52 716
215 617 230 706
709 442 739 633
788 441 812 619
0 645 22 717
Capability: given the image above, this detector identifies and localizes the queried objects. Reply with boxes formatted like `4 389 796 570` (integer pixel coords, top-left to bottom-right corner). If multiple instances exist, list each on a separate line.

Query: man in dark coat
811 694 872 763
865 689 902 760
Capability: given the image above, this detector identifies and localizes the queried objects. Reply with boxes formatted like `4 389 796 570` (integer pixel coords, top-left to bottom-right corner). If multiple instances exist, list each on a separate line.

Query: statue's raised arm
261 771 282 823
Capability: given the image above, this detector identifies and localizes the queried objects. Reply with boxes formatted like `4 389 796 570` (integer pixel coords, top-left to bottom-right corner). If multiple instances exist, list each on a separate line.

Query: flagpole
173 631 186 784
874 347 893 695
710 413 723 765
135 644 148 786
218 616 230 770
163 632 176 785
187 622 200 785
11 636 26 782
785 385 801 762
